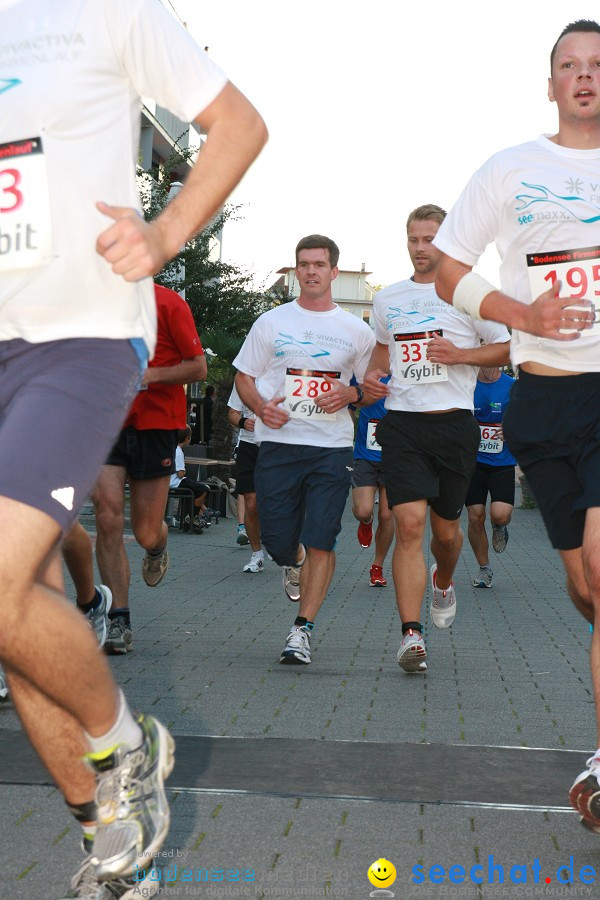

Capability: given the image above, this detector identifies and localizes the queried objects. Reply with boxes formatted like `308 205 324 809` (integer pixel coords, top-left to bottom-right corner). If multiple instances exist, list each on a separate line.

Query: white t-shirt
170 445 185 489
434 135 600 372
0 0 227 352
227 383 258 446
233 300 376 448
373 279 509 412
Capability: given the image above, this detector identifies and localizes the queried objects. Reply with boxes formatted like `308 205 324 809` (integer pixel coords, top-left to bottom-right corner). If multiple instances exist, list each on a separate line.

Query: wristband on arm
453 272 497 320
238 416 247 429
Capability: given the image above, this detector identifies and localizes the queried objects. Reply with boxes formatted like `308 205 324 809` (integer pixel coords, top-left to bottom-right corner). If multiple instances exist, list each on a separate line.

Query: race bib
366 419 381 452
285 368 341 421
0 137 53 272
526 245 600 336
478 422 503 454
393 329 448 384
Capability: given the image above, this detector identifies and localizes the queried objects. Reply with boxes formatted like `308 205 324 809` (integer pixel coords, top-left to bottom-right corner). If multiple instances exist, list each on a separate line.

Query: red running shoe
370 564 387 587
357 517 373 548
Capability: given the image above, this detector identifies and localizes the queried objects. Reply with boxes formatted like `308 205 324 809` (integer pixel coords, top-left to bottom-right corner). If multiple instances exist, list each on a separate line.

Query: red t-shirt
125 284 203 430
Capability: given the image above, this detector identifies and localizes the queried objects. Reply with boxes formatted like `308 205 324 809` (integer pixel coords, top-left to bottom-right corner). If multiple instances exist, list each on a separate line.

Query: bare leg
63 521 96 608
373 485 394 567
243 491 261 552
352 485 376 525
93 465 129 610
0 498 118 737
391 499 428 627
129 476 170 550
298 547 335 621
489 499 513 528
430 509 462 590
467 503 489 567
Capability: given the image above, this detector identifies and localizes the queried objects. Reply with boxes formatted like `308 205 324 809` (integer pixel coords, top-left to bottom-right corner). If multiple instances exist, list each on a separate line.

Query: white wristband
453 272 497 320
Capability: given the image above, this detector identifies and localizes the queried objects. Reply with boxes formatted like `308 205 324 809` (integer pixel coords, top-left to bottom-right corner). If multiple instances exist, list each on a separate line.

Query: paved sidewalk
2 487 600 899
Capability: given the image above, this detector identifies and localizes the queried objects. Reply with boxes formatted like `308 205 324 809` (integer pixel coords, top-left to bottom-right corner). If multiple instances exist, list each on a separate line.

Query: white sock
85 690 143 755
252 550 264 560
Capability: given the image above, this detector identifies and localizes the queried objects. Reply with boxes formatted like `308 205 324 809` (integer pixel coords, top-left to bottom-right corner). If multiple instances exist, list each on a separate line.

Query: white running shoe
243 553 264 573
279 625 311 665
473 568 493 589
282 545 305 602
86 585 112 648
430 564 457 628
397 630 427 672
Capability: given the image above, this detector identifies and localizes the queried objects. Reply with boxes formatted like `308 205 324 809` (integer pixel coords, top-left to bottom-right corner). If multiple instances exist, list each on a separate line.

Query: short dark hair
295 234 340 268
177 427 190 443
406 204 446 231
550 20 600 73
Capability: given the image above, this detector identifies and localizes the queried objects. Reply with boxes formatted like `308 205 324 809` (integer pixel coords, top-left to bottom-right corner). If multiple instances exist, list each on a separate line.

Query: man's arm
96 82 268 281
227 405 256 433
436 254 594 341
425 336 510 368
363 341 391 401
235 372 289 430
142 355 206 386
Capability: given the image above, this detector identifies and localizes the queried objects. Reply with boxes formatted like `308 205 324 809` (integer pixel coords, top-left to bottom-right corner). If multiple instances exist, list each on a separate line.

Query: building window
362 310 371 324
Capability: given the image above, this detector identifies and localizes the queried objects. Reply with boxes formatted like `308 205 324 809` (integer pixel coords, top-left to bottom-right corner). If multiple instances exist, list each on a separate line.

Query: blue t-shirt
474 373 516 466
353 376 390 462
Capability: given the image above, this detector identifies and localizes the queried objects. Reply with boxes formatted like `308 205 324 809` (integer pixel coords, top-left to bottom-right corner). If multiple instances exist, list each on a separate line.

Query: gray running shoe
397 630 427 673
105 617 133 655
492 524 509 553
88 714 175 881
279 625 311 664
141 548 169 587
473 568 493 589
0 664 8 701
86 586 112 648
282 545 305 602
236 524 249 545
59 855 158 899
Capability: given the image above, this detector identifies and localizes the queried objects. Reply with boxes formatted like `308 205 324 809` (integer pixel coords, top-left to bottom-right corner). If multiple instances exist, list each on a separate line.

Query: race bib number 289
285 368 341 420
0 137 53 272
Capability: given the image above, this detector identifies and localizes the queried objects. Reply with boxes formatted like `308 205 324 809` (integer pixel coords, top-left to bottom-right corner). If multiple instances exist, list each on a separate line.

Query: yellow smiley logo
368 858 396 888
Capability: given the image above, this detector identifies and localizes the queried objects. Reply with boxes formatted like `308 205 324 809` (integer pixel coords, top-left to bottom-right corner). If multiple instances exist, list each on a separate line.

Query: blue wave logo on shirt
385 305 436 329
516 182 600 224
274 333 330 358
0 79 21 96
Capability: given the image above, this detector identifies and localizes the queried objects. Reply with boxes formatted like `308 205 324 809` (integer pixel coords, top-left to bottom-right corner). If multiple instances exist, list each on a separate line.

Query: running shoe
236 524 249 545
473 568 493 589
59 855 158 899
87 714 175 881
569 756 600 831
357 517 373 548
429 563 457 628
86 586 112 649
141 548 169 587
279 625 311 665
243 553 264 573
105 617 133 655
194 513 210 529
0 664 8 701
492 524 509 553
370 564 387 587
282 545 305 602
397 630 427 672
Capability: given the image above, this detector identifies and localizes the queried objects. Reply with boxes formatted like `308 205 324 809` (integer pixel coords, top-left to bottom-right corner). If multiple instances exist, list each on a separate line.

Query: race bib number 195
0 137 53 272
285 368 341 420
526 245 600 337
393 329 448 384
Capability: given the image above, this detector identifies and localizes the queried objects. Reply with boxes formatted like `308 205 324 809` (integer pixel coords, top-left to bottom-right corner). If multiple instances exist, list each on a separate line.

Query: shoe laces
286 626 309 649
94 744 147 824
67 857 104 898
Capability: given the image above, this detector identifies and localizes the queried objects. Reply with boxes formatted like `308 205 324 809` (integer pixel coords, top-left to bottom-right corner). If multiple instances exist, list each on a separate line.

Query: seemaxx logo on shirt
411 855 595 888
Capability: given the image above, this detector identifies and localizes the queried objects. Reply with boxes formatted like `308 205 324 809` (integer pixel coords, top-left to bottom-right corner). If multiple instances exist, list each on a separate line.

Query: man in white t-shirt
432 20 600 832
234 235 375 666
0 0 266 895
227 383 265 573
364 205 510 674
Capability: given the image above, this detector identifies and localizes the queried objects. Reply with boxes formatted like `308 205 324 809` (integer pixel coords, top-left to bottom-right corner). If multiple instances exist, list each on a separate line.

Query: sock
108 608 130 627
78 588 102 615
81 824 96 854
147 545 166 558
85 689 142 755
252 550 264 560
480 565 492 573
294 616 314 631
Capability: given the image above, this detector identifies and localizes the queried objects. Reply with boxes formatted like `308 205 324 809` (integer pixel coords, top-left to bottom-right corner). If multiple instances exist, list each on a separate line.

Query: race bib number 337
393 329 448 383
0 137 53 272
285 368 341 420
